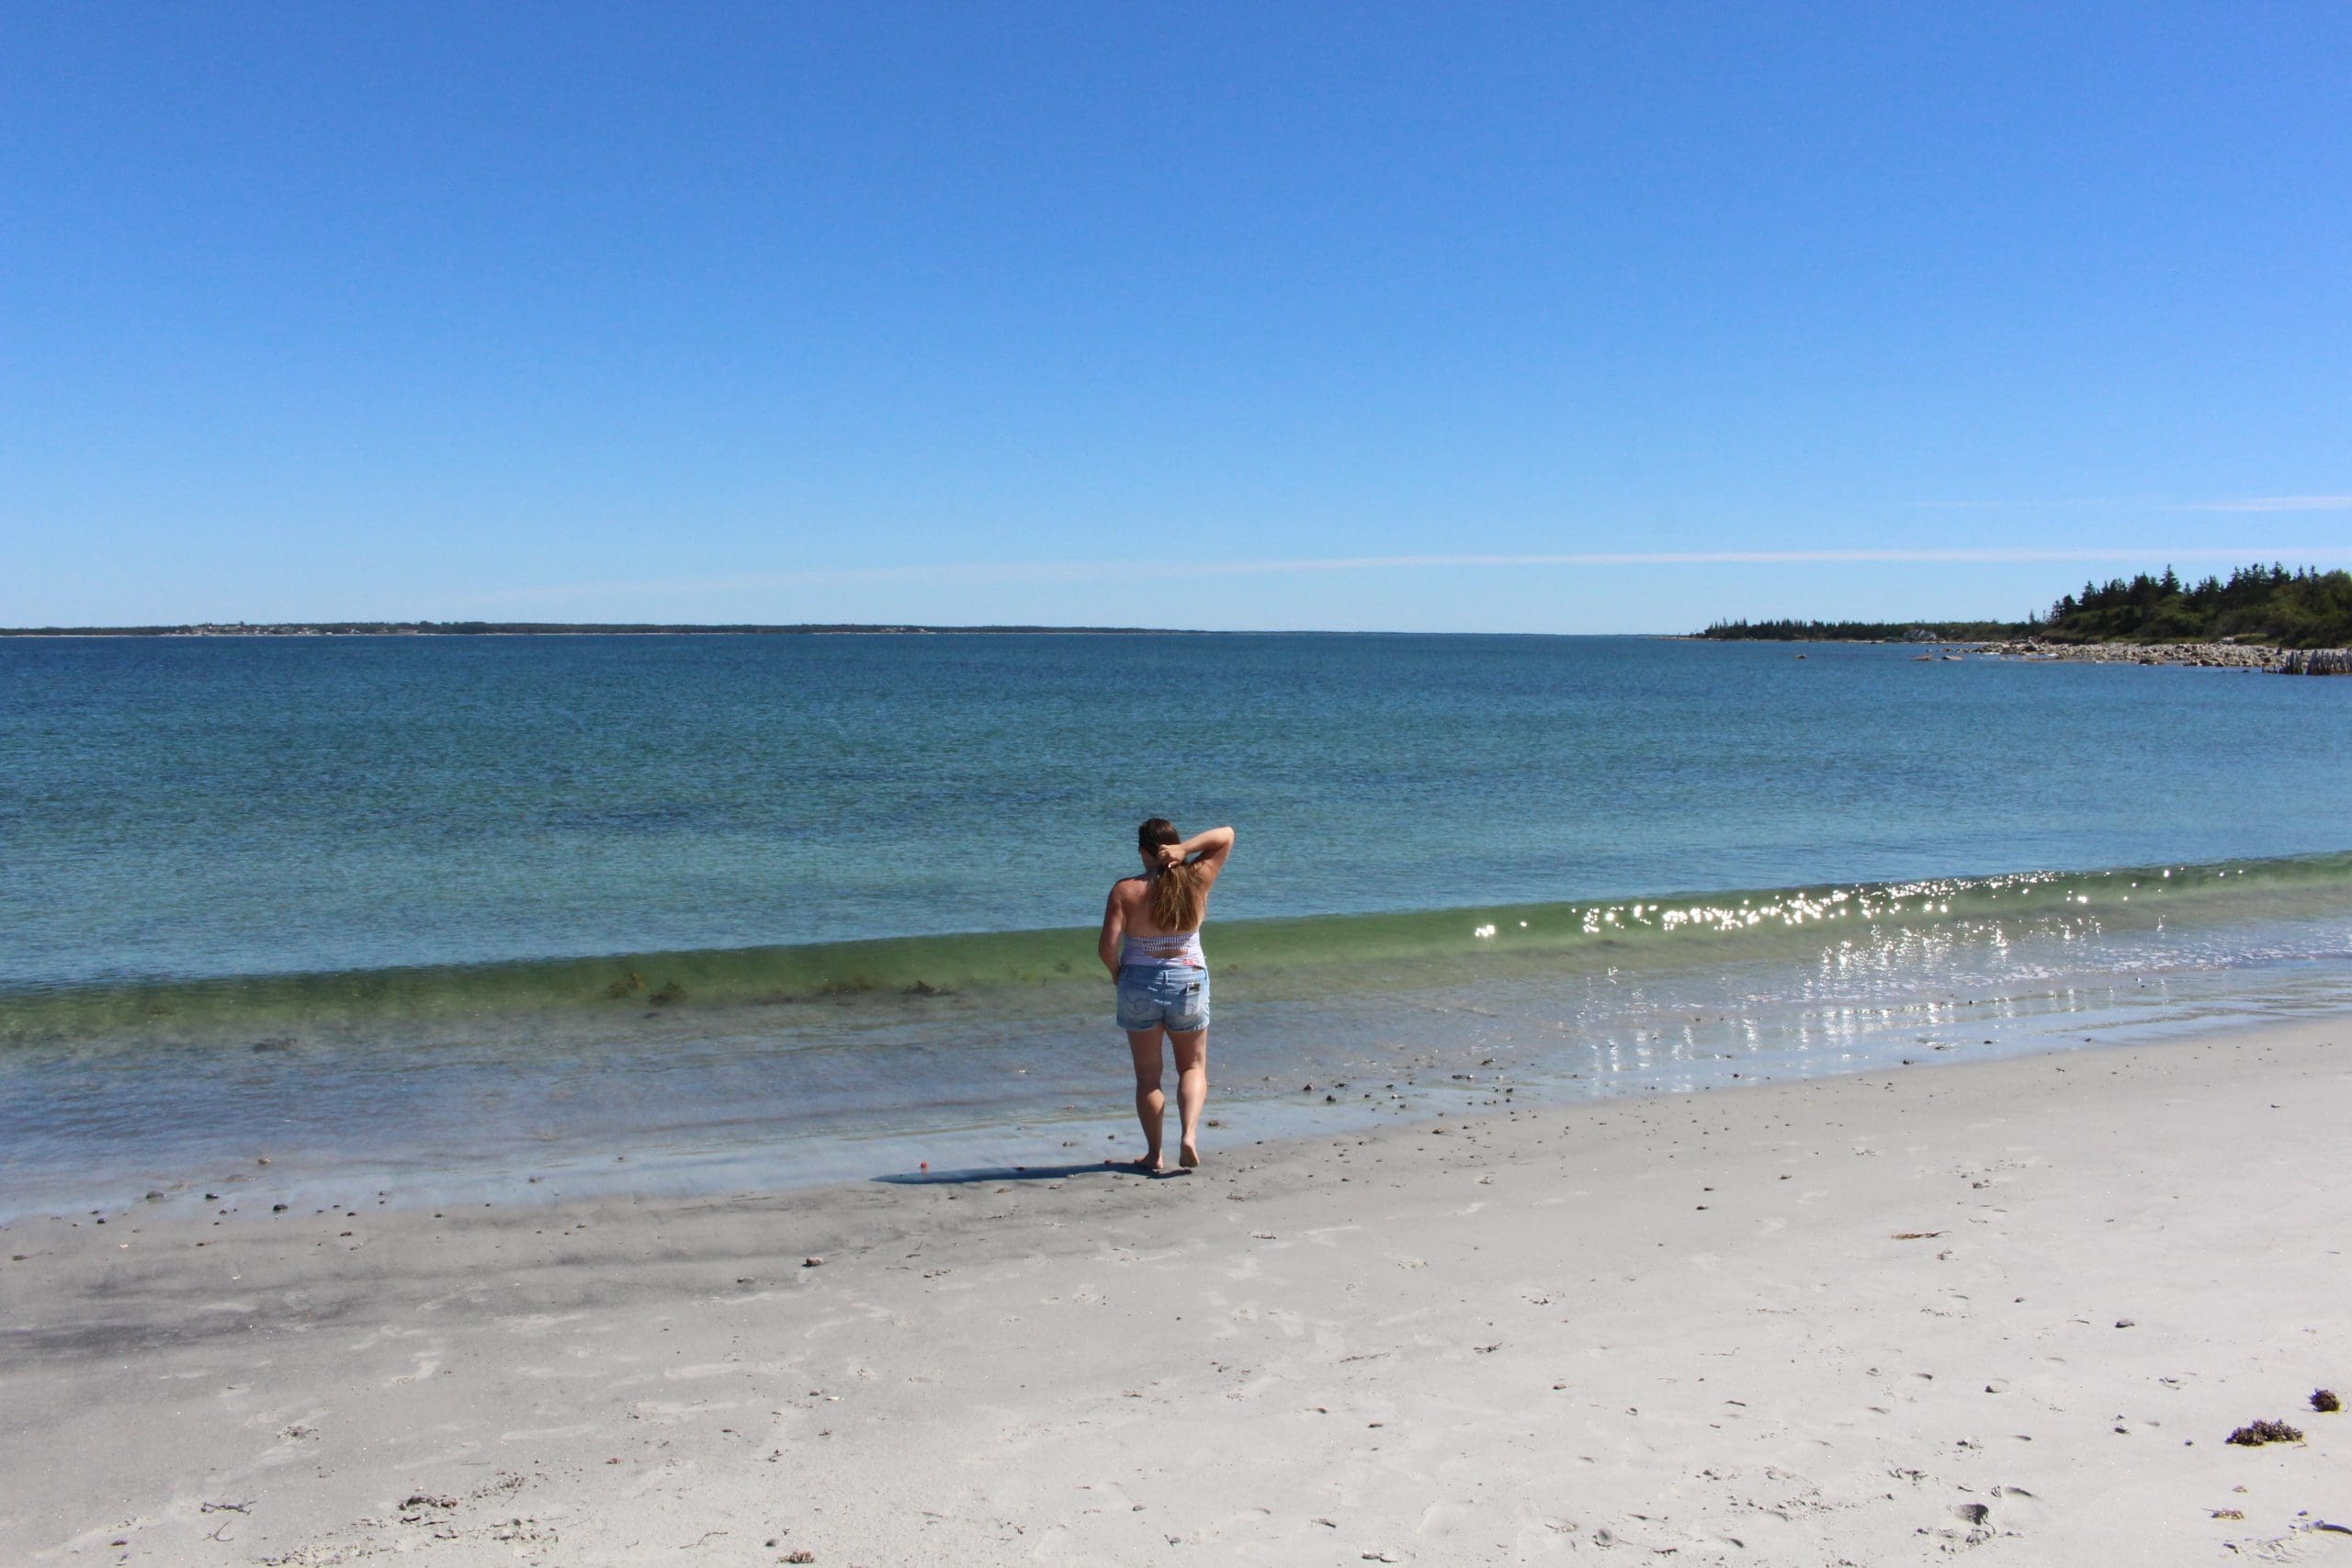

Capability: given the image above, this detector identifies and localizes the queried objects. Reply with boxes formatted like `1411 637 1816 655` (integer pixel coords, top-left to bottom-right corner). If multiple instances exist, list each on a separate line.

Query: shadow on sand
872 1159 1192 1186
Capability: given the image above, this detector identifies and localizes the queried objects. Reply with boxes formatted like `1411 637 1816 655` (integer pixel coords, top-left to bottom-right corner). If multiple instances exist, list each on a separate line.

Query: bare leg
1170 1030 1208 1168
1125 1028 1168 1171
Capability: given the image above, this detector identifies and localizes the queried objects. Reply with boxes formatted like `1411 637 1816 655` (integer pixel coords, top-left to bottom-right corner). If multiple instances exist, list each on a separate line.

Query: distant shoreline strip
0 622 1203 638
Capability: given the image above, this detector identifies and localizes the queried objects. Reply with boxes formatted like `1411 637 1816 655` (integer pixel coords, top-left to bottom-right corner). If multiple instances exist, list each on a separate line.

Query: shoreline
1976 638 2338 671
1697 636 2351 672
6 1012 2349 1563
10 852 2350 1229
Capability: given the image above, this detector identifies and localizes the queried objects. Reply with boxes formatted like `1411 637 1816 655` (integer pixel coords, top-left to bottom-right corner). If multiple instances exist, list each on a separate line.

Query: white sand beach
6 1017 2349 1566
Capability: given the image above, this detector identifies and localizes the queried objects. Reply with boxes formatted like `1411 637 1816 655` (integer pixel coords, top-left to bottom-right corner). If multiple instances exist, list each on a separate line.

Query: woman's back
1098 821 1235 965
1113 872 1201 937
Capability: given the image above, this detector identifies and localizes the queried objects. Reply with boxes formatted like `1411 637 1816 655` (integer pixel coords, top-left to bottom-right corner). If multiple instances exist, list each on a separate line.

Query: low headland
1702 563 2352 670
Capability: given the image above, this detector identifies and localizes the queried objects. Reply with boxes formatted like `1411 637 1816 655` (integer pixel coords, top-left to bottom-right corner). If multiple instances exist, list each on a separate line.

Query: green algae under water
10 851 2346 1052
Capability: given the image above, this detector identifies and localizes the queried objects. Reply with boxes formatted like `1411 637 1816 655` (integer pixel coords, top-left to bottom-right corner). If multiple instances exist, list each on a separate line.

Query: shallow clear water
3 634 2347 1214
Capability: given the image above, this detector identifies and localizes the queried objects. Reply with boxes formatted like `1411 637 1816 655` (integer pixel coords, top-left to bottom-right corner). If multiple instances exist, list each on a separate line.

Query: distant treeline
2041 565 2352 649
1702 563 2352 648
0 620 1177 637
1697 618 2027 643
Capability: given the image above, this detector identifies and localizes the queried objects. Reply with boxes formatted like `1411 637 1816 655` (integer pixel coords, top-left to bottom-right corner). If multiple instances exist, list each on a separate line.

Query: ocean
4 632 2348 1214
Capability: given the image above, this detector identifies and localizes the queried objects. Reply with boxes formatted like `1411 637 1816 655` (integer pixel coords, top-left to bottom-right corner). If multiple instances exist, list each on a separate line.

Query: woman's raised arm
1172 826 1234 877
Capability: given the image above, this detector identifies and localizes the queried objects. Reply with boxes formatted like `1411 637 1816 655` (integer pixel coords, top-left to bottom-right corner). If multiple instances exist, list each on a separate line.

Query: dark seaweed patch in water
249 1037 297 1053
647 980 685 1006
605 970 644 998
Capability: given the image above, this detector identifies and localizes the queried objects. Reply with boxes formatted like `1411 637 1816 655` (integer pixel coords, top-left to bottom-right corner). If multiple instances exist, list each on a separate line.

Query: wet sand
4 1016 2348 1565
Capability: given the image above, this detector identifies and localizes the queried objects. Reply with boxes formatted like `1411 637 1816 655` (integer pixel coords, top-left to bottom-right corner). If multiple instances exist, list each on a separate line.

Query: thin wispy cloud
2176 495 2352 513
1914 494 2352 513
1908 498 2157 511
1164 547 2321 573
462 545 2346 611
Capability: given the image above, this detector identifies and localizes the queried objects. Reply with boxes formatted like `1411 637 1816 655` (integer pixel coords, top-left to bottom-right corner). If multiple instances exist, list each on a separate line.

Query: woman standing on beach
1098 818 1235 1172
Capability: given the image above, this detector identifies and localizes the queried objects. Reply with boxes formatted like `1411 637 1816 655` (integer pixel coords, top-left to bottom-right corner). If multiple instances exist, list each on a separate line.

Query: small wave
6 850 2348 1051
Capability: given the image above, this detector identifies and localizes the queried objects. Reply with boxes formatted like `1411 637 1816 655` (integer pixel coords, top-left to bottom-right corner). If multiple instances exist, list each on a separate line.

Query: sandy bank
6 1017 2349 1565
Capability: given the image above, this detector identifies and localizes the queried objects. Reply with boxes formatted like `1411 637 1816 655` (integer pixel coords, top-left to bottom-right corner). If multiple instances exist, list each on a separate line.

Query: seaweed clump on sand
2226 1419 2305 1447
2313 1389 2342 1414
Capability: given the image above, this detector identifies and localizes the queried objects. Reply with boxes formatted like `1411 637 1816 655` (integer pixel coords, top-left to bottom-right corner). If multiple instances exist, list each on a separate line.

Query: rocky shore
1980 639 2351 673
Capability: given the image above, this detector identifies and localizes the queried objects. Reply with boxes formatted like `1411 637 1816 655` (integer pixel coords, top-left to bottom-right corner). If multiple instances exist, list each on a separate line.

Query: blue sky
4 2 2346 631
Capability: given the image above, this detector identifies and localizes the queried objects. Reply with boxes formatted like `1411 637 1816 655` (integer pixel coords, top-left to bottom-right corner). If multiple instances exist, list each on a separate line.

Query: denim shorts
1116 964 1210 1033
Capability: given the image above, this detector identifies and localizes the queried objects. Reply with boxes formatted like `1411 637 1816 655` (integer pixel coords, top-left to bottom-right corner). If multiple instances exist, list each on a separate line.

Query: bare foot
1114 1153 1165 1174
1179 1142 1200 1169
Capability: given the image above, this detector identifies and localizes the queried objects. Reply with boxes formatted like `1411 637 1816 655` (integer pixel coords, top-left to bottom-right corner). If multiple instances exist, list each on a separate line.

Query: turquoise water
3 634 2348 1212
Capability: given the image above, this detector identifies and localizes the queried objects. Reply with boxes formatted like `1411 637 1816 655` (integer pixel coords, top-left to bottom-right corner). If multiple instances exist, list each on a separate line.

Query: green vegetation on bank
1702 563 2352 648
1696 618 2027 643
2041 565 2352 648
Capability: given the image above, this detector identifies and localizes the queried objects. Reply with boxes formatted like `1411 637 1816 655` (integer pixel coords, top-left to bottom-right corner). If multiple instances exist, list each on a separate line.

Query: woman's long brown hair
1138 818 1206 931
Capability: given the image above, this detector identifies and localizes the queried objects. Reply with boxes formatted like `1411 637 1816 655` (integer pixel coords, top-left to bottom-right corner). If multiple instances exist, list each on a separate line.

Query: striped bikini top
1120 928 1205 969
